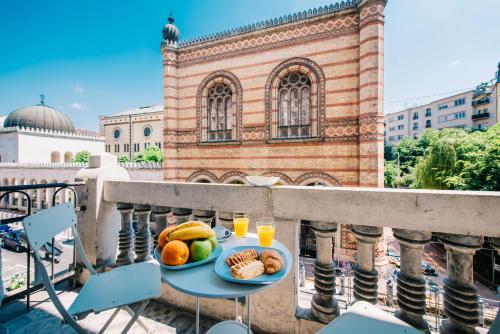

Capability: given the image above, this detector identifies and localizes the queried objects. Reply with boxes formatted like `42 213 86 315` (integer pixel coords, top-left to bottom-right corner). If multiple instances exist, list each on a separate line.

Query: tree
134 146 164 163
73 151 90 163
414 125 500 191
118 155 130 163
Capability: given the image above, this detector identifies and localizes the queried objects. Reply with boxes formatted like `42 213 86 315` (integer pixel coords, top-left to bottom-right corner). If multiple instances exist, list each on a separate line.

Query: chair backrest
23 203 76 251
22 203 96 330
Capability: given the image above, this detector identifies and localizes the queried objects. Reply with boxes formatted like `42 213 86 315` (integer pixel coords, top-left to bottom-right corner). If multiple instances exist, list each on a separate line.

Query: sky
0 0 499 130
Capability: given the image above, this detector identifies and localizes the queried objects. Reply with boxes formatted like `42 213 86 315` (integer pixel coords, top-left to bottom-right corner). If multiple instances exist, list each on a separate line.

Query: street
1 228 75 296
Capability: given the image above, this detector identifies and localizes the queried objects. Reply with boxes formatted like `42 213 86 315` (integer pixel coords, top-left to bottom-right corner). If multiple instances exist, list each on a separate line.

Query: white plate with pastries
214 246 287 284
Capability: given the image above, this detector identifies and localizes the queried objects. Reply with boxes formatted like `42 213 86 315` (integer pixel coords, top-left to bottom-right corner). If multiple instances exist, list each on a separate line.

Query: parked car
0 224 12 236
421 262 437 276
1 230 27 252
41 240 64 263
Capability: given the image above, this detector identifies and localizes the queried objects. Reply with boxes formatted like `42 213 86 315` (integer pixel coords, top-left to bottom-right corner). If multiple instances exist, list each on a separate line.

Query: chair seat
68 261 161 316
316 301 421 334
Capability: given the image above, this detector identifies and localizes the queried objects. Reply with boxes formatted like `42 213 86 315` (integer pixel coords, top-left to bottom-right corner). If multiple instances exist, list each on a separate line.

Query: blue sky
0 0 499 130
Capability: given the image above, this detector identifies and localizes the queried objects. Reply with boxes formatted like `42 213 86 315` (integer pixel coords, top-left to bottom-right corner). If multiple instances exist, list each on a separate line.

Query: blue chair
315 301 422 334
22 203 161 334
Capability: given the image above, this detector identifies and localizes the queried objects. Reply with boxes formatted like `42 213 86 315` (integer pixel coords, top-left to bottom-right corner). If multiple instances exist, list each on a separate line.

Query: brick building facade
160 0 387 261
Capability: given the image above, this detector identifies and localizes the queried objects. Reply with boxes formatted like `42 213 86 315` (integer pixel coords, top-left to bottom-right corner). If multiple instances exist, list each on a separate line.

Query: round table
161 233 292 334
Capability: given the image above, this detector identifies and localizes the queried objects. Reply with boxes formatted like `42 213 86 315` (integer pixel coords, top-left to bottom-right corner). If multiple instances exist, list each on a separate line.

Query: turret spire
168 9 174 24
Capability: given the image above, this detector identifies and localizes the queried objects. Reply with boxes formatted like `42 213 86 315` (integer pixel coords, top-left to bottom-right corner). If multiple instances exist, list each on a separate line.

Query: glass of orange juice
256 217 275 247
233 213 249 238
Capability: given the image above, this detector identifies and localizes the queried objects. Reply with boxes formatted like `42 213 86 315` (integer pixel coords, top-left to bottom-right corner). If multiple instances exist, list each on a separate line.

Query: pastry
230 259 265 280
225 249 259 266
260 250 282 274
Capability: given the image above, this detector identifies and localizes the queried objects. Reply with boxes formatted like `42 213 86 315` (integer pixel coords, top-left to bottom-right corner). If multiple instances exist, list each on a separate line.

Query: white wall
17 132 104 163
0 163 163 183
0 132 19 163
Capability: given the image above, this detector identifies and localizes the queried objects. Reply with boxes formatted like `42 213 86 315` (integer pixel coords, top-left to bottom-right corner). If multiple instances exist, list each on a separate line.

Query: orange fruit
158 226 174 248
161 240 189 266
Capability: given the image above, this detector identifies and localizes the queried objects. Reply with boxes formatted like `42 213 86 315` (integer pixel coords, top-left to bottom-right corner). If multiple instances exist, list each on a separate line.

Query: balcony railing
472 97 490 107
472 112 490 120
70 154 500 334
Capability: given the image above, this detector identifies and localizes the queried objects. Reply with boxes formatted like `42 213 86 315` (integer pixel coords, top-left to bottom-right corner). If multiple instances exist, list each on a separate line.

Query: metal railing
0 182 83 312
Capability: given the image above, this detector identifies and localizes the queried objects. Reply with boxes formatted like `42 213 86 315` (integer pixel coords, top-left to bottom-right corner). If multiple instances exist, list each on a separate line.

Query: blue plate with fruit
155 221 223 270
154 243 222 270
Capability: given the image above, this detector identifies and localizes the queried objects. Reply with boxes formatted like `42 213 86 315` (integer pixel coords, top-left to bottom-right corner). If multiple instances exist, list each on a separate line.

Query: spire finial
168 9 174 24
40 94 45 105
497 61 500 83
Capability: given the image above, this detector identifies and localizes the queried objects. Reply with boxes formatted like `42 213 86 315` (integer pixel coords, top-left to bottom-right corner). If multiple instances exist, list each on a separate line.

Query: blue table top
160 233 293 299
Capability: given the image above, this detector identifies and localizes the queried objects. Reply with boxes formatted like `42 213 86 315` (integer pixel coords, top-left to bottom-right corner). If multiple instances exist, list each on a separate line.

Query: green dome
3 103 76 133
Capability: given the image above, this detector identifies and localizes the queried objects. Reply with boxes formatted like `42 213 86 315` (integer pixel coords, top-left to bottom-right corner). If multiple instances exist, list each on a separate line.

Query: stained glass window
278 72 311 138
207 83 232 141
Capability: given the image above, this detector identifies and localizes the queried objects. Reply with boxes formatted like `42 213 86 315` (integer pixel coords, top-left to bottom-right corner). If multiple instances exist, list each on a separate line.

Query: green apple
190 239 213 262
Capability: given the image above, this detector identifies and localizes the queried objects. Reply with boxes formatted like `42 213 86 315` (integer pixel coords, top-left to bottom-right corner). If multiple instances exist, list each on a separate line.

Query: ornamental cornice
177 13 359 66
178 1 361 48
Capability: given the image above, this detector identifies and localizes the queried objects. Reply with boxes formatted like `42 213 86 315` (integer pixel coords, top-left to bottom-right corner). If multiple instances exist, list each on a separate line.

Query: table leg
247 295 251 334
235 298 240 321
196 296 200 334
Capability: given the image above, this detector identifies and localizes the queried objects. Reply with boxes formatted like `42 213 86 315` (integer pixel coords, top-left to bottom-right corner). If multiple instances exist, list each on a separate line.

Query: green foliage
386 125 499 191
413 125 499 190
384 160 397 187
134 146 165 163
384 145 394 161
118 155 130 163
72 150 91 163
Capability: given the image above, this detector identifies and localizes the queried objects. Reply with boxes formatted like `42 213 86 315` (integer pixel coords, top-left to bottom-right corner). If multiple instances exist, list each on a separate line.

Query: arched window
278 72 311 138
64 152 73 163
51 151 61 163
197 71 242 143
207 83 232 141
266 58 325 140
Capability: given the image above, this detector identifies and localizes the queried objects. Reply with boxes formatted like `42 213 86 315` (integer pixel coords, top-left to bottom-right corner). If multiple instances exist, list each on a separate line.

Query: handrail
103 180 500 237
0 182 85 192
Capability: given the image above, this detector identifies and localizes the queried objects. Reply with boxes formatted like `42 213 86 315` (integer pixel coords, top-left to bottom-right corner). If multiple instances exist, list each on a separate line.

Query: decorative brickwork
162 1 386 189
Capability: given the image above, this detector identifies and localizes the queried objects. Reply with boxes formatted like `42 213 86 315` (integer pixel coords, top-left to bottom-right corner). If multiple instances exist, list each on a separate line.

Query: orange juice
257 225 275 247
233 217 249 238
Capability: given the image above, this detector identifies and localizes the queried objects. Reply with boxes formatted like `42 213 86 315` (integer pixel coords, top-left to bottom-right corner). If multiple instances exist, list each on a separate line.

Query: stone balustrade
74 156 500 334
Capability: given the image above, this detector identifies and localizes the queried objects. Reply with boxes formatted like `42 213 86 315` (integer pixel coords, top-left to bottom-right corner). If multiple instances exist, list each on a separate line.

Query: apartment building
99 105 163 160
385 63 499 146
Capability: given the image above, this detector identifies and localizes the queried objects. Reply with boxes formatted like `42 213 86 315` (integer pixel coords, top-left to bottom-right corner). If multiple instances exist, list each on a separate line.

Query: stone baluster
134 204 153 262
439 234 483 334
192 209 216 227
116 203 135 266
352 225 382 304
172 208 192 225
393 229 432 333
492 238 500 253
152 206 171 247
217 211 233 230
310 221 340 323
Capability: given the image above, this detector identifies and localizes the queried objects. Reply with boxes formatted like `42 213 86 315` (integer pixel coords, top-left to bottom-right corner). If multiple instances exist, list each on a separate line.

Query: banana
167 225 215 242
172 221 208 233
158 221 209 247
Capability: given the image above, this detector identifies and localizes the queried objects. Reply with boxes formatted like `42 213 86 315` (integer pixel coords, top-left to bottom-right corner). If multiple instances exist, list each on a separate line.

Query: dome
162 14 179 43
3 97 76 133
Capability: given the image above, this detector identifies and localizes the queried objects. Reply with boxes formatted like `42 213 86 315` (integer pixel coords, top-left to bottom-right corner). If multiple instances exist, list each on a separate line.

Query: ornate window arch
295 172 341 187
197 71 242 142
265 58 325 140
186 170 219 183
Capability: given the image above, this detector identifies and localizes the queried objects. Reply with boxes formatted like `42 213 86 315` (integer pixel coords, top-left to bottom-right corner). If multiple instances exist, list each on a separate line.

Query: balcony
1 155 500 334
472 97 491 107
472 112 490 120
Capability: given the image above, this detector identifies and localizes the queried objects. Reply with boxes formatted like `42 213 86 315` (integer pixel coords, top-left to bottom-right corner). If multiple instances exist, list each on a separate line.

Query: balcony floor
0 281 220 334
